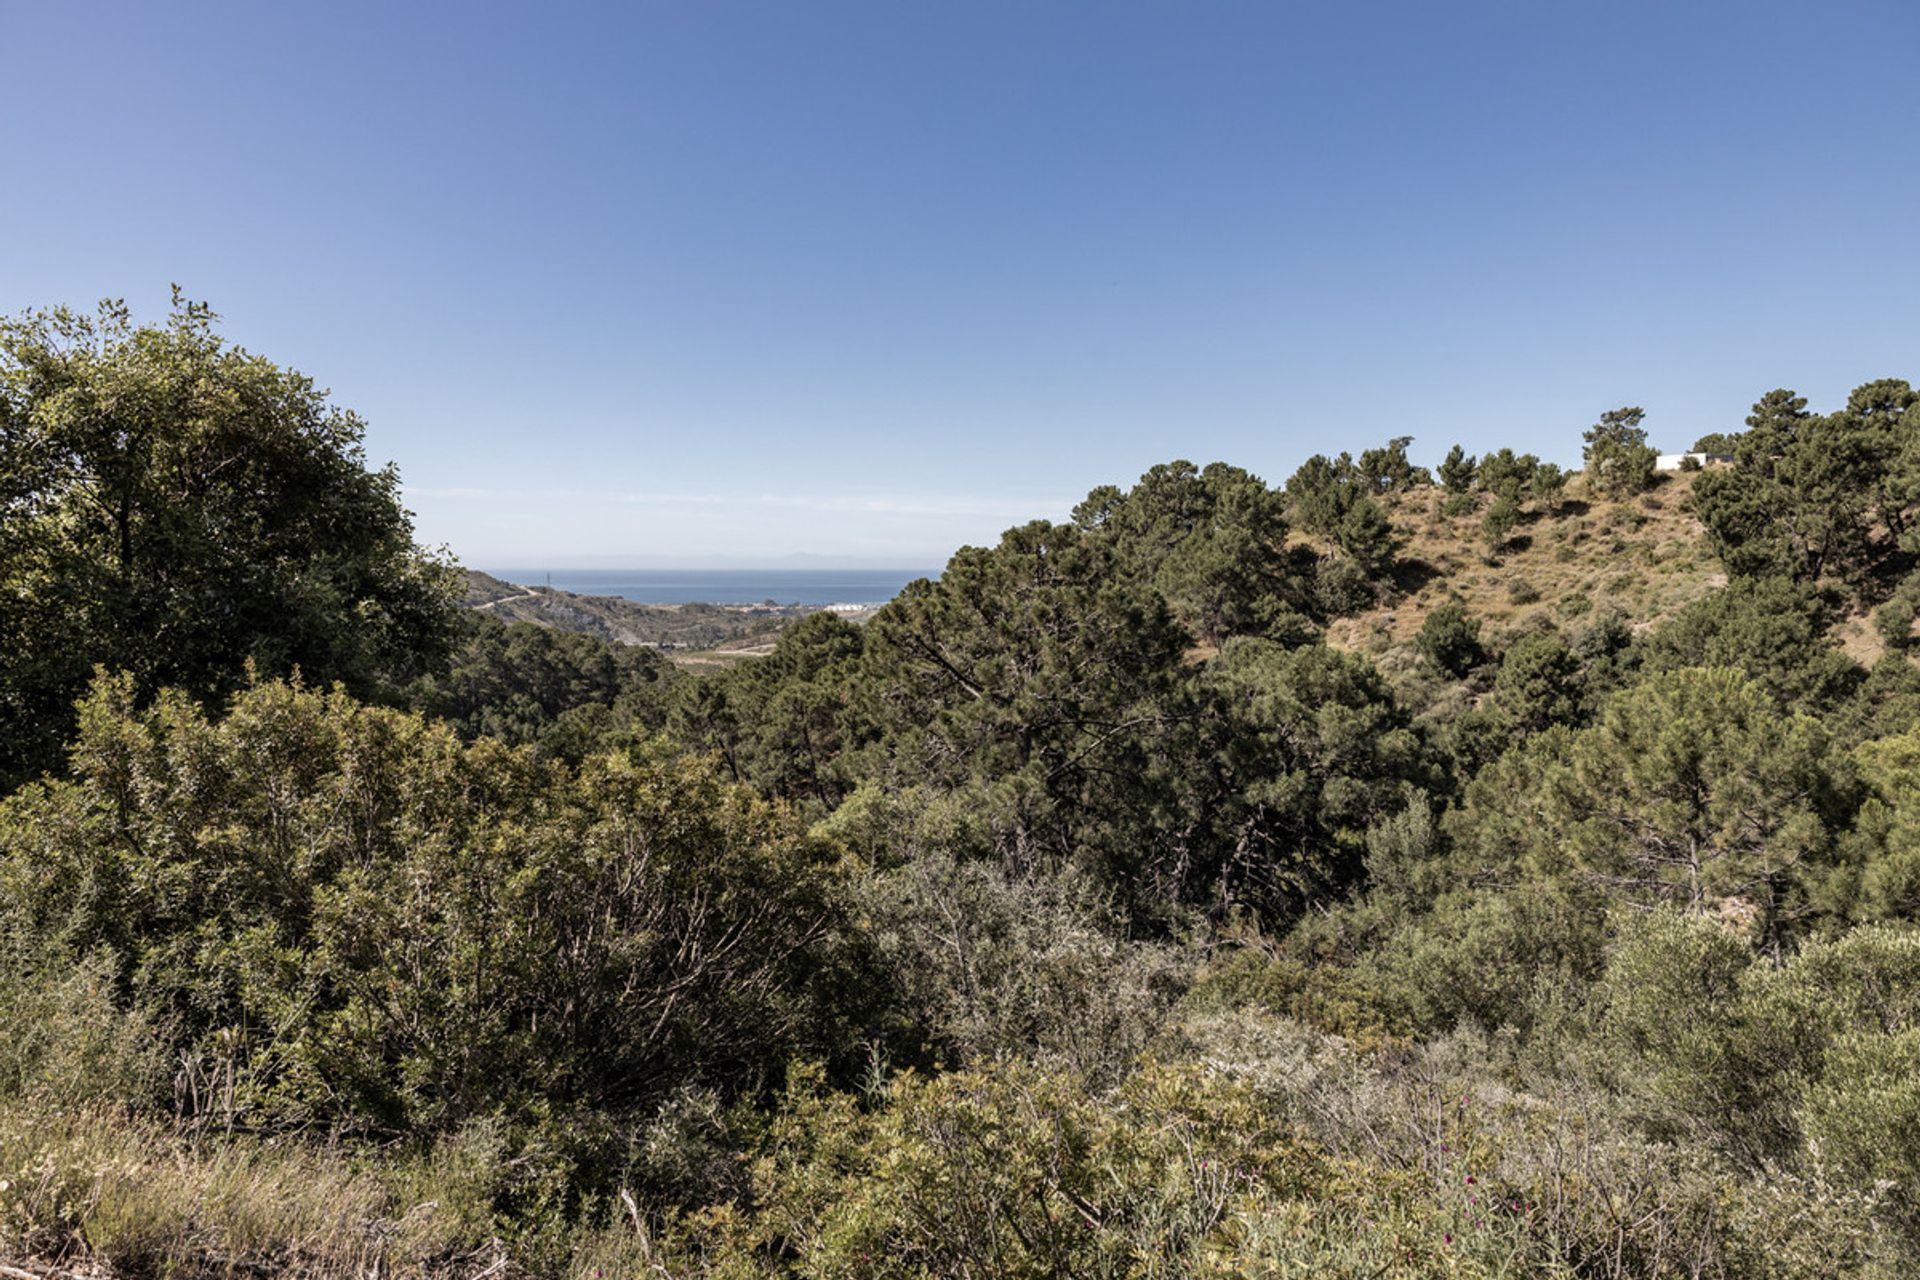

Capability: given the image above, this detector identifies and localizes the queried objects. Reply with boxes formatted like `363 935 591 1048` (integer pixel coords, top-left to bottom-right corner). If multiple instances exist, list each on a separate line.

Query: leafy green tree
1582 406 1658 498
1333 495 1401 579
1835 655 1920 756
1440 622 1574 777
1415 601 1484 676
1692 382 1918 585
1529 461 1568 508
1710 400 1866 577
1077 461 1313 644
1354 436 1427 492
414 613 677 761
1477 447 1542 503
0 295 459 786
1838 727 1920 921
1437 444 1478 494
1639 577 1859 709
1480 495 1520 549
1282 452 1353 533
856 520 1188 880
1452 668 1837 940
1487 630 1583 736
1874 572 1920 651
693 611 866 807
1172 638 1431 919
1284 453 1401 583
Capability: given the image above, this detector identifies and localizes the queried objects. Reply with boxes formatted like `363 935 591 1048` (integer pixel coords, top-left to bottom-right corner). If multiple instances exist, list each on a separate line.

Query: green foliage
1334 493 1403 579
1364 883 1606 1037
0 939 164 1107
1529 461 1567 507
1284 453 1402 582
0 1104 520 1279
1476 447 1543 503
1589 909 1788 1158
850 852 1191 1082
0 295 460 787
1588 914 1920 1240
1872 570 1920 651
0 674 869 1173
1582 406 1658 498
1840 727 1920 920
415 613 678 761
1801 1028 1920 1232
1178 639 1433 918
1480 494 1520 548
1416 601 1484 676
1875 597 1916 650
1438 443 1478 493
1451 668 1836 940
10 325 1920 1275
1640 577 1860 708
1355 435 1430 492
681 1060 1549 1279
678 612 865 806
856 520 1188 887
1487 630 1583 736
1076 460 1314 643
1691 381 1920 585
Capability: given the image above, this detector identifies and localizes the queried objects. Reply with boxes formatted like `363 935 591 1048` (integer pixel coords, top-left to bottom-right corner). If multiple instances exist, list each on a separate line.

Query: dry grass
1326 473 1726 655
0 1106 507 1279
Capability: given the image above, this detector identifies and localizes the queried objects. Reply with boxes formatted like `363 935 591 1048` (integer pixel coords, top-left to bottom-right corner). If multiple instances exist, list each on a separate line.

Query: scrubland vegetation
6 297 1920 1277
462 569 797 654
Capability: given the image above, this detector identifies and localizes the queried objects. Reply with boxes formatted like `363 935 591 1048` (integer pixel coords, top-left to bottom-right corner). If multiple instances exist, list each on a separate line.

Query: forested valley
8 299 1920 1279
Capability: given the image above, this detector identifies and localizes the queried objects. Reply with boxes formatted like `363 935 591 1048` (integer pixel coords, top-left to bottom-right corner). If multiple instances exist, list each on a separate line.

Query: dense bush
0 674 873 1196
1416 601 1485 676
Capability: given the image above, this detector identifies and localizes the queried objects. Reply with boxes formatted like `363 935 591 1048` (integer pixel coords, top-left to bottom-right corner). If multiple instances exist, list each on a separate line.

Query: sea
484 568 936 607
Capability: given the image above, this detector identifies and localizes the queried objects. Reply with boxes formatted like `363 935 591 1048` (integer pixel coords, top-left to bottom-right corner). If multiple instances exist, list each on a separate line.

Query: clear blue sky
4 1 1916 567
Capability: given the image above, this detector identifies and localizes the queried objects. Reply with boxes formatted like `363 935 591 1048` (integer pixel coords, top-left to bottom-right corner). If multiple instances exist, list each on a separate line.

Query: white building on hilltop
1654 452 1733 472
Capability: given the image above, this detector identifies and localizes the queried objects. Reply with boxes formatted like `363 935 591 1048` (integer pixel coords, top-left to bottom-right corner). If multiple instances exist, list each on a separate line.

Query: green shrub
851 853 1192 1083
1876 598 1916 650
670 1060 1549 1279
0 939 163 1108
1416 602 1485 676
1800 1030 1920 1229
0 673 874 1192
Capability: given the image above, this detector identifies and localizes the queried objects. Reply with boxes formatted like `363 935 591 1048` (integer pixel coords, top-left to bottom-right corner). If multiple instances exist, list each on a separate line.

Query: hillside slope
1326 470 1725 656
462 569 793 651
